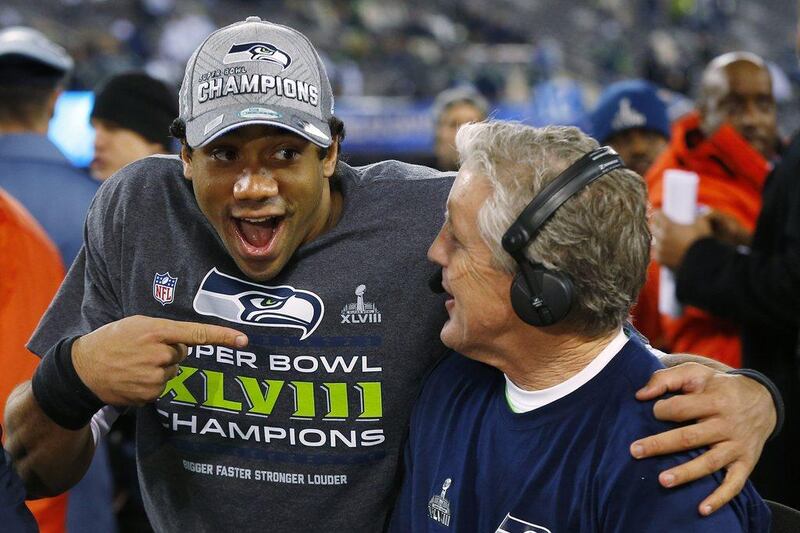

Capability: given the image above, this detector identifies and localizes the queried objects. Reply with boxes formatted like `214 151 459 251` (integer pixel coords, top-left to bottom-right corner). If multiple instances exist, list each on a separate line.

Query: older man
636 52 778 367
391 122 769 532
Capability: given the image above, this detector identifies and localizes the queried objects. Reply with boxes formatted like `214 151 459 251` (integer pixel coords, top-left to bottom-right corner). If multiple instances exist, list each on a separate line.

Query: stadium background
3 0 798 169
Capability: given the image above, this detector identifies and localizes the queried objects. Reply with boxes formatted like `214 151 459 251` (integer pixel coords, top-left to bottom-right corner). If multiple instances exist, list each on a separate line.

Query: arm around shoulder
3 381 95 498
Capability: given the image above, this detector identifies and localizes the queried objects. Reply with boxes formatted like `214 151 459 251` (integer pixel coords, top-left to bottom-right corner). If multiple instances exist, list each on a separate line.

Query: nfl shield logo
153 272 177 305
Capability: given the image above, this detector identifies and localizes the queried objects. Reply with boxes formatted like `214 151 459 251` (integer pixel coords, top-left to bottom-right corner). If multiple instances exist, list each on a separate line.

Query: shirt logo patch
341 285 382 324
222 42 291 69
496 513 552 533
193 268 324 340
153 272 177 305
428 478 453 527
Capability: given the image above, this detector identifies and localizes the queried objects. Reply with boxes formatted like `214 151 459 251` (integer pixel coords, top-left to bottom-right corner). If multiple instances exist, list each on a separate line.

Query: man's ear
180 145 193 180
322 139 339 179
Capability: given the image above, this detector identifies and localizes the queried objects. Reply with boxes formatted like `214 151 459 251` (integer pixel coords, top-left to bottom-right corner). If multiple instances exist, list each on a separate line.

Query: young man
90 71 178 180
4 17 780 531
589 79 671 177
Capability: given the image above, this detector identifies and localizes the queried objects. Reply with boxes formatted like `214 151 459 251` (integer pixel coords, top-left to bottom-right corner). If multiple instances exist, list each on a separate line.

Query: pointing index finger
155 318 248 348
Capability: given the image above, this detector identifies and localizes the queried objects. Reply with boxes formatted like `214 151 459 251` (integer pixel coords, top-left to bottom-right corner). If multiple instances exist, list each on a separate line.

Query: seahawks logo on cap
223 42 291 69
193 268 324 340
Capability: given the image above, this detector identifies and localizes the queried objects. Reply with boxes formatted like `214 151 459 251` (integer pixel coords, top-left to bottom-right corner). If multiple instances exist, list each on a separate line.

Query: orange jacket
634 112 770 367
0 189 68 533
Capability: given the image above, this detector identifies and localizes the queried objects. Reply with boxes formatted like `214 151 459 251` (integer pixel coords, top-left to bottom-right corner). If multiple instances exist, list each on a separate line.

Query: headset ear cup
510 267 574 327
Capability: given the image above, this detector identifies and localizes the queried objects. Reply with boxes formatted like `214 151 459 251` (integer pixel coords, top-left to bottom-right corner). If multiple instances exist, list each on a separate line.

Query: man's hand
651 210 712 269
705 209 752 247
629 362 775 516
72 315 248 405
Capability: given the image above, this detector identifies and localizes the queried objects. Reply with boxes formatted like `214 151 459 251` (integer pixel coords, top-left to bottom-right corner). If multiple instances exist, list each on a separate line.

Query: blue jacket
0 135 115 532
0 133 98 266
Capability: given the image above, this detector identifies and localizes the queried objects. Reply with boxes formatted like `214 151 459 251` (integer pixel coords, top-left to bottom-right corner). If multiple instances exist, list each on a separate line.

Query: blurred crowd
0 0 797 102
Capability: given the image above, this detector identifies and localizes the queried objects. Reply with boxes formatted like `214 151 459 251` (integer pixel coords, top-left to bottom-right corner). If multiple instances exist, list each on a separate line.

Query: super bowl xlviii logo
193 268 324 340
153 272 177 306
428 478 453 527
223 42 291 69
495 514 552 533
341 285 382 324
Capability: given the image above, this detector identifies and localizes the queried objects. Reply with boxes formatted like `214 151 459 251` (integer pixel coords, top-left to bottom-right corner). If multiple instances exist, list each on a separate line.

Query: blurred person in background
0 26 115 533
0 27 99 266
432 86 489 171
90 72 178 181
0 187 65 533
646 16 800 509
588 79 671 177
635 52 779 368
89 68 177 533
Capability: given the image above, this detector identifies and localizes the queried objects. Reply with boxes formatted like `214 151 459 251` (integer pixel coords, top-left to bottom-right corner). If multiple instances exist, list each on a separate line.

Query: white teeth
240 217 274 223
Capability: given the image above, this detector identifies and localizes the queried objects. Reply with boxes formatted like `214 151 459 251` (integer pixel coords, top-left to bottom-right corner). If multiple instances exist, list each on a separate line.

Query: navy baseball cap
589 80 670 143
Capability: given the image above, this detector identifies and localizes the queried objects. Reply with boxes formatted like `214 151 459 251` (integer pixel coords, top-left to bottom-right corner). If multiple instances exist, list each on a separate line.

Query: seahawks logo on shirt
222 42 291 69
193 268 324 339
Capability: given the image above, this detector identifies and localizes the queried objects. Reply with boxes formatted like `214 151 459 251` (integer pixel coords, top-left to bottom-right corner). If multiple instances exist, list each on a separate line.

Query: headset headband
501 146 624 260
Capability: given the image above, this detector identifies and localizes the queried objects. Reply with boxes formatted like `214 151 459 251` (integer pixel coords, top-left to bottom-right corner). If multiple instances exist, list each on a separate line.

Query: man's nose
233 170 279 201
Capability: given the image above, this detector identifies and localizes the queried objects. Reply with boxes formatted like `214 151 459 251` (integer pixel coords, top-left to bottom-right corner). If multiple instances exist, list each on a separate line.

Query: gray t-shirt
29 155 452 532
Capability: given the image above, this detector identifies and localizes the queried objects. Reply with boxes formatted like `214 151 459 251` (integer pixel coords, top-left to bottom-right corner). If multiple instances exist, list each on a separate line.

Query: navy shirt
0 133 98 265
391 340 770 532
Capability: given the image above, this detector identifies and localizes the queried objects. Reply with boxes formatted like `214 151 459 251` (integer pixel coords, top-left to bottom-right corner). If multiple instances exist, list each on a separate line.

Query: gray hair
456 121 650 337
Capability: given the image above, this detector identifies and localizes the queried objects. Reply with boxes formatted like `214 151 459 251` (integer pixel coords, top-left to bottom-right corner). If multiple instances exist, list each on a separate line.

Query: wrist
31 336 106 430
71 335 99 399
727 368 784 441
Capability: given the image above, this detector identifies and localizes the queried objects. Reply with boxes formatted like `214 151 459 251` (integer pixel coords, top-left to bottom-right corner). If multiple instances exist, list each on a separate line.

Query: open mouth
231 216 285 258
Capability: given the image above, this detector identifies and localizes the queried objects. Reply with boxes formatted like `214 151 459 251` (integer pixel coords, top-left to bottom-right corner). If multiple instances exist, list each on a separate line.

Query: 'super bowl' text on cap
0 26 73 73
179 16 334 148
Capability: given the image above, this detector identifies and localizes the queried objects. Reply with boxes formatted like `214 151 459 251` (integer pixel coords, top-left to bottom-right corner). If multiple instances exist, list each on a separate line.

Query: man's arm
4 383 95 497
4 316 247 497
629 360 776 516
676 237 800 329
652 208 800 330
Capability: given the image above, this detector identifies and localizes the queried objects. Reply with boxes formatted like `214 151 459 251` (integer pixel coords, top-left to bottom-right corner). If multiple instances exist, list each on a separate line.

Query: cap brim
186 103 332 149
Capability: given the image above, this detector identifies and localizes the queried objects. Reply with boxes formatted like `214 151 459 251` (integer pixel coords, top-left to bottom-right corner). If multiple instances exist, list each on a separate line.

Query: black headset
501 146 624 327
